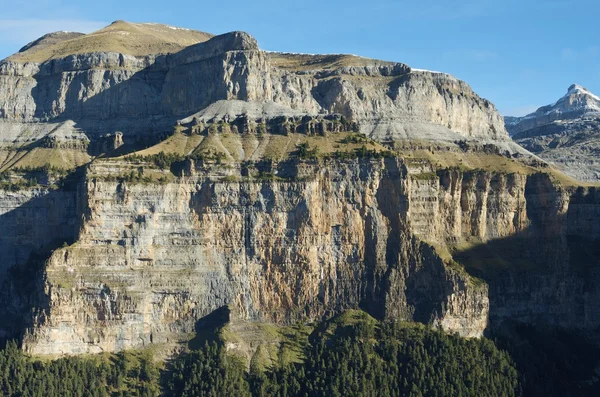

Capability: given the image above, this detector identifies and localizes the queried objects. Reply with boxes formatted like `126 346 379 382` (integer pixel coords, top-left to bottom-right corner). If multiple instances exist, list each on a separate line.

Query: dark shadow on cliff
455 175 600 284
449 174 600 363
29 56 175 155
0 178 82 345
452 230 560 281
492 321 600 397
28 37 245 156
360 157 448 324
452 211 600 395
453 222 600 325
360 158 405 319
188 306 231 350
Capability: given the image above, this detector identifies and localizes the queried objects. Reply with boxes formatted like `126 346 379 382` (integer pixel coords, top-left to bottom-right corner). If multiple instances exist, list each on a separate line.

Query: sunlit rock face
18 158 600 356
0 23 508 149
22 159 488 355
2 21 599 357
506 84 600 181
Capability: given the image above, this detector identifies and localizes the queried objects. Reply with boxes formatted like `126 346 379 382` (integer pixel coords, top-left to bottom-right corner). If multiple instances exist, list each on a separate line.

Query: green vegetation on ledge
0 165 74 191
3 310 597 396
0 342 159 397
170 312 519 397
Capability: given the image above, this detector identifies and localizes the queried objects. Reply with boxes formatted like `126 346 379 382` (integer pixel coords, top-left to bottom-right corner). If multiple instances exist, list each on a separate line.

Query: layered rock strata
23 159 488 354
408 168 600 336
18 156 600 355
0 22 509 152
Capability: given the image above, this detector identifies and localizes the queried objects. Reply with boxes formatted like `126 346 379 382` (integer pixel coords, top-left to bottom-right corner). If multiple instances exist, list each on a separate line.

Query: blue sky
1 0 598 116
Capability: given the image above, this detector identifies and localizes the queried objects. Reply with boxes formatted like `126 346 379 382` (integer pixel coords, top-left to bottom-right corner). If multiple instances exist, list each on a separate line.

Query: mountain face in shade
506 84 600 181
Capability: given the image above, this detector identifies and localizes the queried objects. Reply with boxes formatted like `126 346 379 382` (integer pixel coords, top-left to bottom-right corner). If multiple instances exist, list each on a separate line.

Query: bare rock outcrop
0 22 509 152
15 157 600 356
22 159 488 354
506 84 600 181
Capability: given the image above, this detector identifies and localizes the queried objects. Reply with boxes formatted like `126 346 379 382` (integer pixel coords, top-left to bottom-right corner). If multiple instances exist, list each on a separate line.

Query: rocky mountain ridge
0 20 517 175
505 84 600 181
506 84 600 136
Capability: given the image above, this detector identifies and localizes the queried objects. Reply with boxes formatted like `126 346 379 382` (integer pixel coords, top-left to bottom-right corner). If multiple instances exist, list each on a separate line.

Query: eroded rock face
407 169 600 337
22 159 487 355
407 170 529 245
0 29 509 148
5 158 599 355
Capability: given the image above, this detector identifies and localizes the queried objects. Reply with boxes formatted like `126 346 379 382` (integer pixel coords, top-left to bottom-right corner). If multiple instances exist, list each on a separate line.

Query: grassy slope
269 53 399 72
127 130 388 162
7 20 213 63
0 147 91 172
190 309 378 371
401 145 597 187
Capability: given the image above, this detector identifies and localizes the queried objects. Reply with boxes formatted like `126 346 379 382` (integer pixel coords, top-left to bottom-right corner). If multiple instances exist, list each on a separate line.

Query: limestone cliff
0 21 509 161
1 21 599 359
12 154 600 356
407 167 600 336
22 159 487 355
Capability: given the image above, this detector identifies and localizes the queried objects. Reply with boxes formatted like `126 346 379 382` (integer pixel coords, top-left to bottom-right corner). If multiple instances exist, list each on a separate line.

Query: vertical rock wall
22 159 487 355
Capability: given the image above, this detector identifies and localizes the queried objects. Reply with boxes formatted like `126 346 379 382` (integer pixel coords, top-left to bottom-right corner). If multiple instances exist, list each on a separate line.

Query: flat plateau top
6 20 214 63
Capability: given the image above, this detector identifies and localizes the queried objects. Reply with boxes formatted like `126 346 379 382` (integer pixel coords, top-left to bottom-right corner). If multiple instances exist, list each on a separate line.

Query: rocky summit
0 20 517 165
0 21 599 371
506 84 600 181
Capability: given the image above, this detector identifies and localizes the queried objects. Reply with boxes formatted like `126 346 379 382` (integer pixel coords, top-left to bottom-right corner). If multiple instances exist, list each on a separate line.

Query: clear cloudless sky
1 0 599 116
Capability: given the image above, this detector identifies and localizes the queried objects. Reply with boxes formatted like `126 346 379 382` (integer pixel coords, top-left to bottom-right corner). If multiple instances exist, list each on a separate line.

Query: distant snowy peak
566 84 600 100
532 84 600 117
505 84 600 135
552 84 600 113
